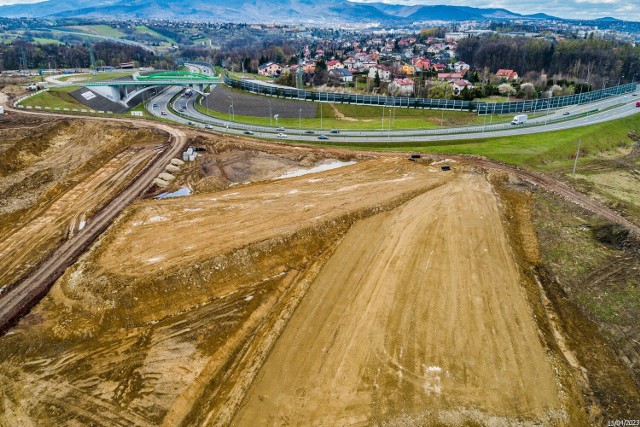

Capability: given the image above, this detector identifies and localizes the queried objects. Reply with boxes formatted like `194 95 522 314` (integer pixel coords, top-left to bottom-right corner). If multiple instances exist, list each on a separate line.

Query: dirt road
448 155 640 235
231 172 564 426
0 110 187 334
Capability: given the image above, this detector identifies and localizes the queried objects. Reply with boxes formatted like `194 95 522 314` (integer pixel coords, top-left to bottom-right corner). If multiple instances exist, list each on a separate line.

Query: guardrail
224 74 637 115
190 90 619 138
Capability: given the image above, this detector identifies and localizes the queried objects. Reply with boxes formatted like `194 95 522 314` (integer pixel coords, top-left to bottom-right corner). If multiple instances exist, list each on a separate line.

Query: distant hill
0 0 605 23
593 16 623 22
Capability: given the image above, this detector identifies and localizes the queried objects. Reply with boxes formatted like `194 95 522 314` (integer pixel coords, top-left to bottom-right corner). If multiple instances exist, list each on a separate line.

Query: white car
204 125 213 129
277 133 287 139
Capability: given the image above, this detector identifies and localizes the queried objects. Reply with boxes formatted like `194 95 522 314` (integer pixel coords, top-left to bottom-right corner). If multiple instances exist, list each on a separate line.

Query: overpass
86 71 221 105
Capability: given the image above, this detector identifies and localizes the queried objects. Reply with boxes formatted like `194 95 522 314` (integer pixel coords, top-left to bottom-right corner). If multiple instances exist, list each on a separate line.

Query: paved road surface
146 84 640 143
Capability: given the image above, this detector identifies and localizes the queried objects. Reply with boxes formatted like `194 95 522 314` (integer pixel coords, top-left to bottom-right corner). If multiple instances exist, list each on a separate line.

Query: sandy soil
0 117 165 289
1 133 637 426
98 157 445 276
231 172 563 426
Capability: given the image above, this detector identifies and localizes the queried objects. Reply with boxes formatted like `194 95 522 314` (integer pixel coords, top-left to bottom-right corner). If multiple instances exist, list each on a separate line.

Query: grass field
227 71 274 82
33 37 62 45
196 100 517 130
198 86 520 130
58 71 134 83
64 25 125 38
20 87 85 110
323 113 640 170
134 25 175 44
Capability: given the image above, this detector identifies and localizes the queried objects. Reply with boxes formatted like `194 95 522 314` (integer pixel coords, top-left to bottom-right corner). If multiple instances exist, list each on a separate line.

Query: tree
520 82 535 98
498 83 516 97
550 84 563 96
374 70 381 88
428 81 453 99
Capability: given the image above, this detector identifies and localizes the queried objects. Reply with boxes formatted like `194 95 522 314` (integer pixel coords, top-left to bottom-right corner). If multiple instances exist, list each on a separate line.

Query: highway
41 62 640 142
147 78 640 143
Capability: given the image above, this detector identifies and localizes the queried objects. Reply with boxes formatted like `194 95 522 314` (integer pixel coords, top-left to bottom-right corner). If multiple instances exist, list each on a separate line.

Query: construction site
1 86 640 426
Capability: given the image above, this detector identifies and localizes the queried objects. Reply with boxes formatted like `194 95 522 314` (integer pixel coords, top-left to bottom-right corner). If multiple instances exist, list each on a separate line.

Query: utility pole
573 139 582 175
89 46 97 75
19 46 28 71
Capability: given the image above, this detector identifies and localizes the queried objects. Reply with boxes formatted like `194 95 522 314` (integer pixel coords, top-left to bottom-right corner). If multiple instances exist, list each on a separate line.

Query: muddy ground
0 116 639 426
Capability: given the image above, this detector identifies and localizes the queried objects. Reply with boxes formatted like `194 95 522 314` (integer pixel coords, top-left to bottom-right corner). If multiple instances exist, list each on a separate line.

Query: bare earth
232 172 563 426
0 118 164 289
1 121 637 426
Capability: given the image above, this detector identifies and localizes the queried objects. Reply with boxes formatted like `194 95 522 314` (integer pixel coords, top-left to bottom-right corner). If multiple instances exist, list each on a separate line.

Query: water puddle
155 186 192 199
276 160 356 180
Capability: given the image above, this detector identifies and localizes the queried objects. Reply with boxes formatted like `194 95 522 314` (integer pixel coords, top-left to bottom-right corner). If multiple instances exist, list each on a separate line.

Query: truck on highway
511 114 528 125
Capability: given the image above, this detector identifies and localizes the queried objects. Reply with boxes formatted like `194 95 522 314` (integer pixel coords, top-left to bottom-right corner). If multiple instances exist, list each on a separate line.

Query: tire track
0 108 187 335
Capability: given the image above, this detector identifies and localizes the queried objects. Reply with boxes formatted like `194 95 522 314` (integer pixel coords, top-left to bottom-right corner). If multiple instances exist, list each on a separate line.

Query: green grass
196 89 518 131
473 95 514 103
577 281 640 325
321 113 640 170
64 25 125 38
58 71 134 83
20 87 86 110
227 71 274 82
33 37 62 45
134 25 175 44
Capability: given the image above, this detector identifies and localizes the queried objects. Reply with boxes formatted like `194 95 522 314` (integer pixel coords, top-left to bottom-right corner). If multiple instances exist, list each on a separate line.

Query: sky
0 0 638 22
351 0 638 21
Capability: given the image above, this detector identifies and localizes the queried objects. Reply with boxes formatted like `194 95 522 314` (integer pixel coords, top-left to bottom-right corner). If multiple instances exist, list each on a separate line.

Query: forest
0 40 170 70
456 34 640 88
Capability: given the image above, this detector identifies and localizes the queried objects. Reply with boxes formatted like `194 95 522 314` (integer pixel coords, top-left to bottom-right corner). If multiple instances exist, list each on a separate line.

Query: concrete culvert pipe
158 172 175 181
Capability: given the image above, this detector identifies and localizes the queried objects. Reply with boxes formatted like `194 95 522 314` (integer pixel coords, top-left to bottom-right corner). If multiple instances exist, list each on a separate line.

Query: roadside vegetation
20 86 84 110
324 113 640 169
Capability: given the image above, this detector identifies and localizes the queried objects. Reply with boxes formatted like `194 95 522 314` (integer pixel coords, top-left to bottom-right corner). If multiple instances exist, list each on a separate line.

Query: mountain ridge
0 0 610 23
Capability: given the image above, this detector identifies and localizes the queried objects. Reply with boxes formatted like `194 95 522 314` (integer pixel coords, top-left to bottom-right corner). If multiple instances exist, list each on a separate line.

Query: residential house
326 60 344 70
359 60 378 72
302 62 317 73
451 79 474 95
388 78 415 96
427 44 443 54
438 72 464 81
413 58 431 72
343 57 358 69
496 69 519 81
453 61 470 72
399 63 415 76
368 64 392 82
258 62 282 77
328 68 354 84
432 63 447 73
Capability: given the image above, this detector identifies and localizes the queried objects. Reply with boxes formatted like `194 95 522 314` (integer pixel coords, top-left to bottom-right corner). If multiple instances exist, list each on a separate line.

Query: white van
511 114 528 125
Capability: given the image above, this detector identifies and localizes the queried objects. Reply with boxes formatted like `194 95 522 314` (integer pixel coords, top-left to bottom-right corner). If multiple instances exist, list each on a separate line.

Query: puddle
276 160 356 180
155 186 192 199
